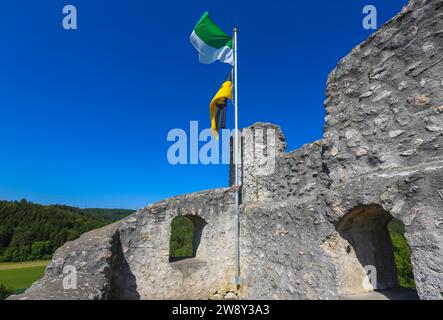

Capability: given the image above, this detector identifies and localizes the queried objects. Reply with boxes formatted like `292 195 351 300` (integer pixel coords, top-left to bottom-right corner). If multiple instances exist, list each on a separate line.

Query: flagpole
233 26 240 288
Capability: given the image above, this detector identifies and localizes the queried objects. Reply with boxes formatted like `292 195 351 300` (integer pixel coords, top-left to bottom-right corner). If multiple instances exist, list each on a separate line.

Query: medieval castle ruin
10 0 443 300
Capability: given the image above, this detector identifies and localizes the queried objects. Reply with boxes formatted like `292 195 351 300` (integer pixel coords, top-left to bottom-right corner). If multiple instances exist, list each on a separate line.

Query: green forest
81 208 135 222
0 199 134 263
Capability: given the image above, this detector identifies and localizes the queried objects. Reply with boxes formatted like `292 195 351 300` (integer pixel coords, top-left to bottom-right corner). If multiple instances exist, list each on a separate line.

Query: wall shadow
336 204 399 292
108 232 140 300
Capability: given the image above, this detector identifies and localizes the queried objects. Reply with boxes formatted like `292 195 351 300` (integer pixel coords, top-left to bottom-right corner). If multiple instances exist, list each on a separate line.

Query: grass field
0 261 48 294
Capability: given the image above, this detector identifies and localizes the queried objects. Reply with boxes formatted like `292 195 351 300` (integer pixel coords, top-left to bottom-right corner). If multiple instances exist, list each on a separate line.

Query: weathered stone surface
114 188 236 300
9 0 443 300
8 223 120 300
323 0 443 186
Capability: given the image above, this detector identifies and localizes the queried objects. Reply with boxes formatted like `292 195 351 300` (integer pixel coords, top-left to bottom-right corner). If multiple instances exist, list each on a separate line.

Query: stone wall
321 0 443 299
10 0 443 300
322 0 443 188
114 188 237 299
226 0 443 300
322 163 443 299
240 197 338 299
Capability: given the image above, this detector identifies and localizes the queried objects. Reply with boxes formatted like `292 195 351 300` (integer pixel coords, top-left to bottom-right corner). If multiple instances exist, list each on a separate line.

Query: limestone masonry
10 0 443 300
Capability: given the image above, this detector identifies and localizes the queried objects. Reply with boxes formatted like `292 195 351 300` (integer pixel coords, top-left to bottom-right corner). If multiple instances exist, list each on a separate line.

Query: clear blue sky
0 0 407 209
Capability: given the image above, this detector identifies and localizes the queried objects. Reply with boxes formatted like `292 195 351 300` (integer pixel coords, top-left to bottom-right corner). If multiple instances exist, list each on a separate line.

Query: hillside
82 208 135 222
0 199 134 262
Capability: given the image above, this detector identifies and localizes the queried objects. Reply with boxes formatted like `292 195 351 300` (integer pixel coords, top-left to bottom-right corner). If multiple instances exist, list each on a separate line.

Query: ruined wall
7 222 120 300
114 188 237 299
321 164 443 299
237 0 443 300
10 0 443 301
237 125 337 299
321 0 443 300
12 189 236 300
233 123 324 203
323 0 443 185
240 197 338 299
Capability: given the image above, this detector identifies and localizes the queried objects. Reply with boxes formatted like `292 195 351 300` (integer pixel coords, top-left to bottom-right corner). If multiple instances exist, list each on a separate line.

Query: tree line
0 199 133 262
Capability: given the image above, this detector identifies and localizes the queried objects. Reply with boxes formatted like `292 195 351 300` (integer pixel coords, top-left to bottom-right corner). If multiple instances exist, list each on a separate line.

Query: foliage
0 283 13 300
388 218 416 289
0 199 132 262
81 208 134 222
169 216 194 258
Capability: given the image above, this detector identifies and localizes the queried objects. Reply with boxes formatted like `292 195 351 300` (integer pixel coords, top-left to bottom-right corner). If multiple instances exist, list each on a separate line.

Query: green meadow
0 260 48 294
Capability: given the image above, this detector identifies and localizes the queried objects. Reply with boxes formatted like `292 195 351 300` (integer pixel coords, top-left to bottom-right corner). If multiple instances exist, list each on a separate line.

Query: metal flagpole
233 27 240 287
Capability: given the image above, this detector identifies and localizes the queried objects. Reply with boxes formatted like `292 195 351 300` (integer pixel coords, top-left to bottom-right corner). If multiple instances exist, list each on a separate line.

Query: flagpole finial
233 27 238 32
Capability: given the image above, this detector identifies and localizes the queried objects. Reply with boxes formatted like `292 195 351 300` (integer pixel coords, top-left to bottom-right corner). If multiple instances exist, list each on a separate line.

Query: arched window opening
336 205 417 299
169 215 206 263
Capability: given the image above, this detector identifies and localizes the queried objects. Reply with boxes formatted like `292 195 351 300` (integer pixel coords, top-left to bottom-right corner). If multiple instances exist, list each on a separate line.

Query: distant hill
0 199 135 262
81 208 135 222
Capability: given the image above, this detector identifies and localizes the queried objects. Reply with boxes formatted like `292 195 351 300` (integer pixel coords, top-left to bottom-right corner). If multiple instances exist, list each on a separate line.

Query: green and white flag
190 12 233 66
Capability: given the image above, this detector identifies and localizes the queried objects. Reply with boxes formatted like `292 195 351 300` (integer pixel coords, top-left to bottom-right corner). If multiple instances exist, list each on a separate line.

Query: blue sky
0 0 407 209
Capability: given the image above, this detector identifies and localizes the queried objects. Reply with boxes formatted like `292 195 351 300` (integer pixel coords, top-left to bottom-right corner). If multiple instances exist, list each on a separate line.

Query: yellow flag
210 72 232 138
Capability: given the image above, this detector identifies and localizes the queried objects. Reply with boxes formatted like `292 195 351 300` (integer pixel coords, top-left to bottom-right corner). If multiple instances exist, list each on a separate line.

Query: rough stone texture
9 0 443 300
113 189 237 299
320 0 443 299
9 223 120 300
323 0 443 188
